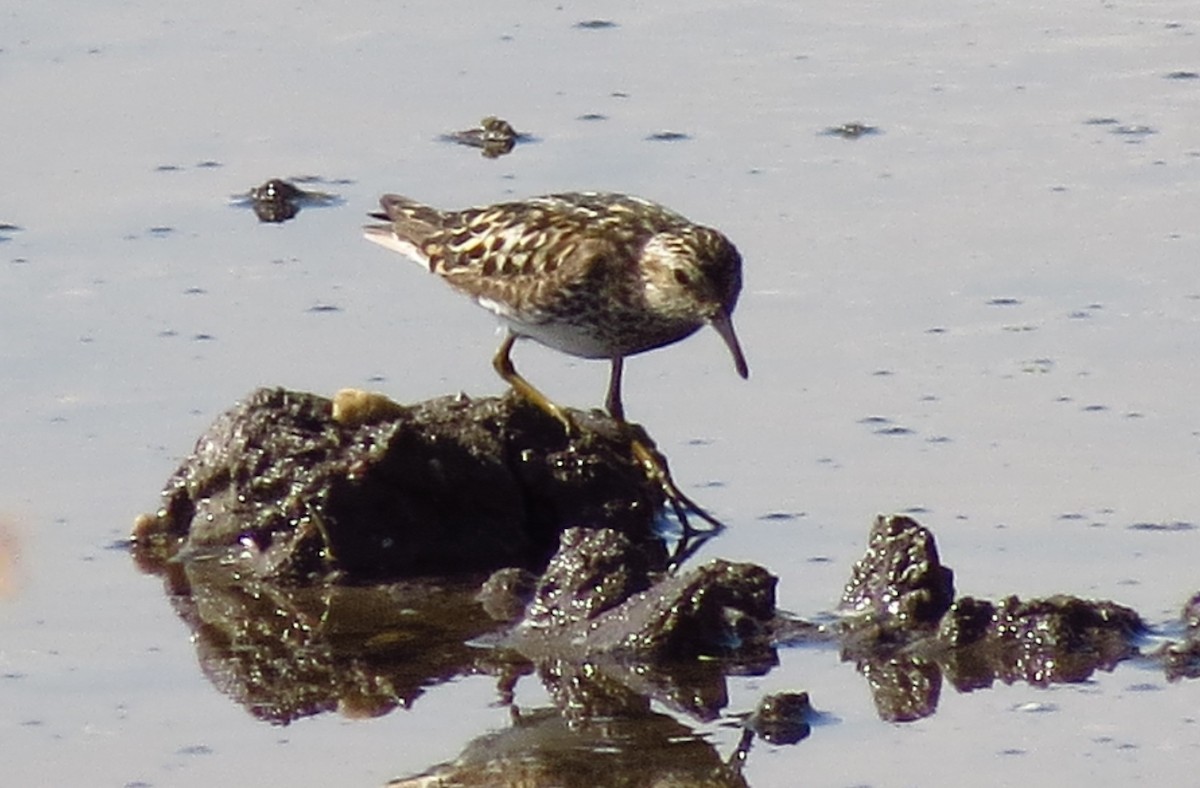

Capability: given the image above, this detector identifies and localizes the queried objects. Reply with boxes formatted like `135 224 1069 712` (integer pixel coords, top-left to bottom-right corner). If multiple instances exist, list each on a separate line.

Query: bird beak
711 311 749 379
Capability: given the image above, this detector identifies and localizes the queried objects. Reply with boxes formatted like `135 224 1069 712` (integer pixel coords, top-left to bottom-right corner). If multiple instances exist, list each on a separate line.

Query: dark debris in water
1111 124 1158 138
1083 117 1160 139
645 131 691 142
232 177 345 223
743 692 814 745
858 416 914 436
821 122 881 139
758 511 805 522
1165 70 1199 80
155 160 226 172
440 116 533 159
575 19 618 29
1128 521 1196 532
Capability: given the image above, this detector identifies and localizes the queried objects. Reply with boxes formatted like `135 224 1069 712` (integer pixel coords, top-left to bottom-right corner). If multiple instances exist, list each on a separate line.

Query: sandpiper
363 191 749 425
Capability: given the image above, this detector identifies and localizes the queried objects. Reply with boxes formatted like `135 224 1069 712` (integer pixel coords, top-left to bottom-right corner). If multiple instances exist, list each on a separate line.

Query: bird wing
363 194 447 270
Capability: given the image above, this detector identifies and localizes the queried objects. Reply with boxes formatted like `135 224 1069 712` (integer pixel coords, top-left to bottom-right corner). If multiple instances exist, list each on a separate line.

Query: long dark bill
711 310 750 379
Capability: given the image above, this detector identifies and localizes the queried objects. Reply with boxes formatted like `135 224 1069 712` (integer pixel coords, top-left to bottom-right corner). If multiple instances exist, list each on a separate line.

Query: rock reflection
148 559 508 723
391 704 747 788
135 520 789 781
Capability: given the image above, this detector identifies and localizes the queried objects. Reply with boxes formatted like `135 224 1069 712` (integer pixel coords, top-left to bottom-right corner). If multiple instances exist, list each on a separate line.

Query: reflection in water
147 559 509 723
391 704 747 788
134 535 794 783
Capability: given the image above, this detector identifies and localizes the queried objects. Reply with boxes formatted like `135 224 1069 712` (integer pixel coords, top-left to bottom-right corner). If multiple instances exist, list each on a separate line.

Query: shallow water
3 1 1200 785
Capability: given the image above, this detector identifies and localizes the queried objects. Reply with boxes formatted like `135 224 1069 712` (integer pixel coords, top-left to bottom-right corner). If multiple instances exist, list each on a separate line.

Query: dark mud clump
132 387 666 582
441 116 532 159
233 177 344 223
837 515 1146 722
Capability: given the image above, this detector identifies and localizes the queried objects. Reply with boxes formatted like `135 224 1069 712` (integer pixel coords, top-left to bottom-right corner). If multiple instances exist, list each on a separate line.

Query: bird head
642 228 749 378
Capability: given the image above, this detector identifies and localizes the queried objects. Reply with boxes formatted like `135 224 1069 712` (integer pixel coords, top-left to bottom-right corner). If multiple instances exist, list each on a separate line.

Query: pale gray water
3 1 1200 785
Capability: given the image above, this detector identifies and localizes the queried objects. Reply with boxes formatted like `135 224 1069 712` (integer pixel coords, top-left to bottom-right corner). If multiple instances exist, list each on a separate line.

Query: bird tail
363 194 446 267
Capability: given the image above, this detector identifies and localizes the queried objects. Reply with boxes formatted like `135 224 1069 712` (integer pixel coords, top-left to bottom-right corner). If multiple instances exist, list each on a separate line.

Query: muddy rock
233 178 342 223
745 691 813 745
937 594 1143 689
1151 592 1200 681
514 528 776 664
836 514 1146 720
132 387 664 581
840 514 955 631
441 116 530 158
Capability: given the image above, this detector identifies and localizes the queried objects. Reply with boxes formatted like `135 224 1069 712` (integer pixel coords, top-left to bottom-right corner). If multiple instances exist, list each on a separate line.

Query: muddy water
3 1 1200 785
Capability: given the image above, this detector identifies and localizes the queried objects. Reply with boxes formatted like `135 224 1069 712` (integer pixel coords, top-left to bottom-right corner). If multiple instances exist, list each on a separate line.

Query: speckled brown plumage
364 191 748 422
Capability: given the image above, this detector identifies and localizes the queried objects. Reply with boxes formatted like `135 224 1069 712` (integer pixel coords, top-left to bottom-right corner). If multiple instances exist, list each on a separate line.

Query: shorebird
364 191 747 421
364 191 749 531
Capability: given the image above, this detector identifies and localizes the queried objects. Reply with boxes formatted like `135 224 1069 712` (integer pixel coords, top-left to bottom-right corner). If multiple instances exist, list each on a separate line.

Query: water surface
3 1 1200 785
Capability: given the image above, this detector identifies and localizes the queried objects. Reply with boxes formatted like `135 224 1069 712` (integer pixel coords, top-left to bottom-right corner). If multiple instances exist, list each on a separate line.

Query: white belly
503 315 614 359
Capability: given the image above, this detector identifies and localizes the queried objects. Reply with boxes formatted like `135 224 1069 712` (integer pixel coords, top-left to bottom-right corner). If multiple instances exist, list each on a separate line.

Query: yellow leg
493 332 574 434
629 428 725 536
494 332 723 536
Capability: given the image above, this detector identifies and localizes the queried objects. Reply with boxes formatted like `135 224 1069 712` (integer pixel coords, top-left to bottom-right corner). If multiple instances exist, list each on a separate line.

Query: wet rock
821 121 881 139
745 691 812 745
477 566 539 623
132 387 664 581
937 594 1143 689
1151 592 1200 680
1183 591 1200 632
837 515 1145 720
232 177 343 223
523 527 656 630
487 528 779 727
514 528 776 665
840 514 955 631
441 116 530 158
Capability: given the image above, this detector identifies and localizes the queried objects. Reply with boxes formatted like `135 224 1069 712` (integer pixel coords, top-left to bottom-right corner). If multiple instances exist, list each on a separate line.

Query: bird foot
627 429 726 539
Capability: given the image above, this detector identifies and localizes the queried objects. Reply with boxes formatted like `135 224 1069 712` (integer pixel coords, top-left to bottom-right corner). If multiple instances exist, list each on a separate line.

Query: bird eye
672 268 691 286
